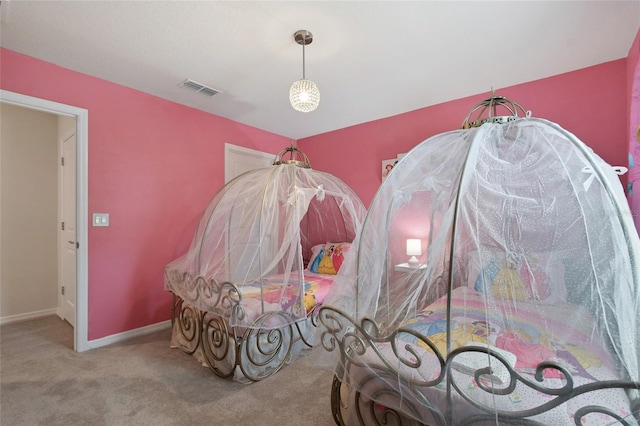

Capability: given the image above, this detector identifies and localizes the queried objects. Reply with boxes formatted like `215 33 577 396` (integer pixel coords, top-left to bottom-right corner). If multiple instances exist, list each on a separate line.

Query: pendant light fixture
289 30 320 113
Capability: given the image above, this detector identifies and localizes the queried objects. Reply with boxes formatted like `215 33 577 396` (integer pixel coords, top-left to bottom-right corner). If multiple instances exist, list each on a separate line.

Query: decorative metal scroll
319 306 640 425
237 311 296 381
201 310 235 379
171 294 317 382
165 270 245 321
171 295 202 355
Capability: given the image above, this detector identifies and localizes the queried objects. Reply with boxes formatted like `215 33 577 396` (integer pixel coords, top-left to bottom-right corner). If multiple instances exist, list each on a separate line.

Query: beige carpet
0 316 336 425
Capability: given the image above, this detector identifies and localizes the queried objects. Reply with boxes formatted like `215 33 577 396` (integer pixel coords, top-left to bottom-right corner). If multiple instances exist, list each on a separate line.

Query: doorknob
68 240 75 244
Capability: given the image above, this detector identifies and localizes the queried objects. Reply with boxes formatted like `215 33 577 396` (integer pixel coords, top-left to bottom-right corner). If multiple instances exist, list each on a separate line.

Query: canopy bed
317 96 640 424
165 146 365 382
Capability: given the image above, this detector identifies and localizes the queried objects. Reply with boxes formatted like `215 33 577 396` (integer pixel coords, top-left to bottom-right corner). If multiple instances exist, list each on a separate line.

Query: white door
60 131 76 326
224 143 274 183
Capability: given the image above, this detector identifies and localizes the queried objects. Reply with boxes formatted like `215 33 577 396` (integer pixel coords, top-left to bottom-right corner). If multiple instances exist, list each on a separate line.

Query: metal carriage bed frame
164 145 364 383
169 276 322 383
315 95 640 425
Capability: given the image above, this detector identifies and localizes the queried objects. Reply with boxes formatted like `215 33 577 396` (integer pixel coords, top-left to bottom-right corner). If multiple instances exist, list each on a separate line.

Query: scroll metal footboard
171 295 201 355
331 370 431 426
171 293 318 382
319 306 640 426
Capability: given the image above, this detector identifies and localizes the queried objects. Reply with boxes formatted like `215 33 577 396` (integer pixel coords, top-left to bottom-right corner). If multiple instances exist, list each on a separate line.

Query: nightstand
394 263 427 272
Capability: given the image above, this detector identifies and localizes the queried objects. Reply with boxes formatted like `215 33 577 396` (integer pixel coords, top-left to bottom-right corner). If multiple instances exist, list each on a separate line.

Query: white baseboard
86 320 172 350
0 312 171 351
0 308 59 325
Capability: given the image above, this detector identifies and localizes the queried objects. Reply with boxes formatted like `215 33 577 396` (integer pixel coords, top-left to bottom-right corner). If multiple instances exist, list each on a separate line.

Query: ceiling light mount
294 30 313 47
290 29 320 113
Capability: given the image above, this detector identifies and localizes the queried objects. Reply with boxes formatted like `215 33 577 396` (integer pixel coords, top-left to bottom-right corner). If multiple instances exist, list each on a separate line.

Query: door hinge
61 157 65 166
61 222 65 231
61 286 65 296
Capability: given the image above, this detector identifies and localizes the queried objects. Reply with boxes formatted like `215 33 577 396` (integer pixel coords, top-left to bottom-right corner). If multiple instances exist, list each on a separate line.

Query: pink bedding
237 270 335 313
349 287 637 425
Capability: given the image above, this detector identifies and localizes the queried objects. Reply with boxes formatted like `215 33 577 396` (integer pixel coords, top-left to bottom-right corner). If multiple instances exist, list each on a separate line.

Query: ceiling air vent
178 79 221 97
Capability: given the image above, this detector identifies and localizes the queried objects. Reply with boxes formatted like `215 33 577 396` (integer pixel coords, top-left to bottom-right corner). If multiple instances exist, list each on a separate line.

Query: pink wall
299 60 628 207
0 48 290 340
1 46 634 340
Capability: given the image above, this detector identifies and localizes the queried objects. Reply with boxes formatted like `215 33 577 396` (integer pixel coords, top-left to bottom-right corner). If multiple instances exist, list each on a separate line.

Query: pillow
307 243 326 269
467 249 566 303
308 242 351 275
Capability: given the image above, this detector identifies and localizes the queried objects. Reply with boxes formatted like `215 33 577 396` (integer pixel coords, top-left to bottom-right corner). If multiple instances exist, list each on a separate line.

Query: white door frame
1 90 89 352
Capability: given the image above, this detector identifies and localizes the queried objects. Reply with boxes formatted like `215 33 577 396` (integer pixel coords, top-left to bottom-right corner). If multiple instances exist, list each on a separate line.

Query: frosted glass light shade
290 79 320 112
406 238 422 265
406 239 422 256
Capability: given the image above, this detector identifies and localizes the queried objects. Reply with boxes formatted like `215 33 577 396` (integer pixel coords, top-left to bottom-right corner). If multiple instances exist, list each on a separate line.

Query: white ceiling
1 1 639 139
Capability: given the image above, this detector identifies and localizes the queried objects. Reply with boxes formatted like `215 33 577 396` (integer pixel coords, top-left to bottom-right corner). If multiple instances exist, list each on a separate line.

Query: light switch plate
92 213 109 227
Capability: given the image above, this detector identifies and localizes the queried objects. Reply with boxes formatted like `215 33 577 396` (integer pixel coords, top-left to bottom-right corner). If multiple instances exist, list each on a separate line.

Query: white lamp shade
406 239 422 256
290 79 320 112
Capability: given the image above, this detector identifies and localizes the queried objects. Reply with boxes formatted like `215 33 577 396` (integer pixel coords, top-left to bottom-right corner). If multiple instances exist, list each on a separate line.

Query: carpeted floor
0 316 336 425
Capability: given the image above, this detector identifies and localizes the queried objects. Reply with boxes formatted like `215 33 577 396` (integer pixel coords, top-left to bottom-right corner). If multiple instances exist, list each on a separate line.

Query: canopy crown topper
461 93 531 129
272 145 311 169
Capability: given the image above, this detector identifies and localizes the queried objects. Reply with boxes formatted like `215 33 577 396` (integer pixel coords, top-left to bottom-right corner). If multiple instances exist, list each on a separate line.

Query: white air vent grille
178 79 221 97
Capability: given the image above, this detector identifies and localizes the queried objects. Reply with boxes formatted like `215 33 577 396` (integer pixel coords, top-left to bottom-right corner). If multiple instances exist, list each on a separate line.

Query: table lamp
406 239 422 267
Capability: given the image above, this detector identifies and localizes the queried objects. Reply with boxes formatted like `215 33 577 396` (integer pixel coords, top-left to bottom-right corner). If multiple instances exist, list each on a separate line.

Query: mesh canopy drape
165 161 365 328
319 117 640 424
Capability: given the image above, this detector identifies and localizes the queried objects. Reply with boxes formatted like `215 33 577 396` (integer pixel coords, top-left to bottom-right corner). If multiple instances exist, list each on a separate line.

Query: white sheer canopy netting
320 117 639 424
165 161 365 328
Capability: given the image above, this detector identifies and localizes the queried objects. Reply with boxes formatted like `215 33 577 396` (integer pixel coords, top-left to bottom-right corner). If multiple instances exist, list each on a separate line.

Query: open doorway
0 90 89 352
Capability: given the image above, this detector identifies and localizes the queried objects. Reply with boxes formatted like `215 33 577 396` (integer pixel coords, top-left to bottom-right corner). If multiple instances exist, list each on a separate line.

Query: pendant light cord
302 41 306 79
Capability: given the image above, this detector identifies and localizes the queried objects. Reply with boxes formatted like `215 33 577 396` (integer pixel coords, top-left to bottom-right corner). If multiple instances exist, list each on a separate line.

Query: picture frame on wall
382 153 406 181
382 158 396 180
